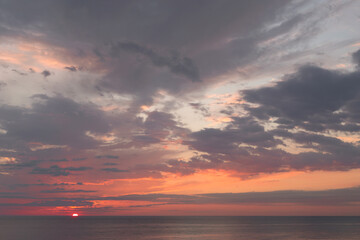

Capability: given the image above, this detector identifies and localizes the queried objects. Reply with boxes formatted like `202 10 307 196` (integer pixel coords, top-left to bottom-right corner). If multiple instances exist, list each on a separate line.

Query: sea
0 216 359 240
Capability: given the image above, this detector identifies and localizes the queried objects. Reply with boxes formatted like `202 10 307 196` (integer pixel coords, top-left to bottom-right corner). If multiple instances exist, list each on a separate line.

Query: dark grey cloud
0 0 290 48
94 186 360 206
48 158 68 162
11 69 27 76
169 50 359 175
243 59 360 132
189 103 210 117
195 187 360 206
11 182 83 189
72 157 87 161
2 186 359 209
2 160 41 170
0 94 110 151
64 66 77 72
30 165 92 176
353 49 360 68
0 200 93 207
29 167 68 176
99 52 202 106
190 116 280 150
180 112 360 175
274 130 360 171
41 70 51 77
103 162 118 166
141 111 186 142
0 81 6 89
114 42 200 82
0 0 296 106
48 186 360 207
65 166 92 171
119 111 189 148
96 1 303 105
40 188 96 193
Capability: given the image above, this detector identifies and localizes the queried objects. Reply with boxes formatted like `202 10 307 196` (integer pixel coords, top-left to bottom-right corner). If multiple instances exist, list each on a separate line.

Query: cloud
0 94 110 151
187 116 280 151
41 70 51 77
116 111 189 148
30 165 92 176
0 200 93 207
2 186 359 209
0 0 359 215
2 160 41 170
72 157 87 161
94 186 360 206
11 69 27 76
0 81 6 89
38 186 359 207
189 103 210 117
353 49 360 68
103 162 117 166
114 42 200 82
64 66 77 72
100 168 128 173
243 57 360 132
80 0 298 106
177 116 285 176
11 182 83 188
140 111 187 142
172 50 359 174
48 158 68 162
95 155 118 159
196 187 360 206
40 187 96 193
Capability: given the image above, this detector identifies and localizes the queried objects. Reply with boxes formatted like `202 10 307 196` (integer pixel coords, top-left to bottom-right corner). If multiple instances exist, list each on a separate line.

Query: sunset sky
1 0 360 216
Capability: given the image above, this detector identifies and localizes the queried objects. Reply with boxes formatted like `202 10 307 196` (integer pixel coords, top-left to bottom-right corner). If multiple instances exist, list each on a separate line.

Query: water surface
1 216 359 240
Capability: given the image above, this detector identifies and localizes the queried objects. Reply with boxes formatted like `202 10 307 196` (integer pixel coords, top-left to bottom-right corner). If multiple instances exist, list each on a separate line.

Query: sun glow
72 213 79 217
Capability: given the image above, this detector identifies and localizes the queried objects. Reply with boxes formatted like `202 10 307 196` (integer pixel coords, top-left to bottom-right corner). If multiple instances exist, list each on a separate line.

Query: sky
0 0 360 216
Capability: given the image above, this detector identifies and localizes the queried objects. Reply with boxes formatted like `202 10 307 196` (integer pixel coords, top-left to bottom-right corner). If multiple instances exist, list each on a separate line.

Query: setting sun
72 213 79 217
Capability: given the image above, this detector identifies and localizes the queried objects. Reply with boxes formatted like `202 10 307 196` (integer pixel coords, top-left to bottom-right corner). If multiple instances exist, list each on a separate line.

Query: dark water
0 216 359 240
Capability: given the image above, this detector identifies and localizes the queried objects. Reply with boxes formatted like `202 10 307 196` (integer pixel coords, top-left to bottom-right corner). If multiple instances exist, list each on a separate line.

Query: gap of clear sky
0 0 360 216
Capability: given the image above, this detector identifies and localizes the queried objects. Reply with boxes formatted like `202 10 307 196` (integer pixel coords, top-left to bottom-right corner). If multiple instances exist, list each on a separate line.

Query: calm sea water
0 216 359 240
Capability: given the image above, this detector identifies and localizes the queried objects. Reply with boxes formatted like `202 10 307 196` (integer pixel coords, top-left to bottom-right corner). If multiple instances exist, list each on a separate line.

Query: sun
72 213 79 217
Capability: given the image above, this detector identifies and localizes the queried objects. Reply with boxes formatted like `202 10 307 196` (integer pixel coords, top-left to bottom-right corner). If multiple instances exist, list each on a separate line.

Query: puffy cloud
0 94 110 151
122 111 189 148
243 56 360 132
181 52 360 174
0 0 300 106
186 117 280 152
